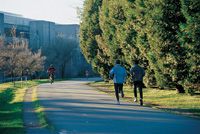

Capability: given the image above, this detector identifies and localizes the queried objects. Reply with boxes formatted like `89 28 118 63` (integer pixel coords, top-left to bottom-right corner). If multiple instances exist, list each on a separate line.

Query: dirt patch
89 84 200 120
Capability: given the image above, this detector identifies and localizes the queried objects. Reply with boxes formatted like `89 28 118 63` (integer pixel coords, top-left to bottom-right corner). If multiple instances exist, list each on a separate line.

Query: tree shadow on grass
0 102 25 134
0 88 25 134
0 88 16 109
0 127 25 134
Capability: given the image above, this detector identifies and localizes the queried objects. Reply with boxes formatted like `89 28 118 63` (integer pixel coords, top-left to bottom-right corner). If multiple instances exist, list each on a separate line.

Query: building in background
0 11 96 80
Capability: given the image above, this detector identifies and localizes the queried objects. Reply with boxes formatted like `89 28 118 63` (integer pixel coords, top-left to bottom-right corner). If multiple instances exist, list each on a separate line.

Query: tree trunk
3 72 5 83
176 84 185 93
38 71 41 79
28 71 32 81
11 71 14 82
21 70 23 81
60 61 66 78
36 71 40 79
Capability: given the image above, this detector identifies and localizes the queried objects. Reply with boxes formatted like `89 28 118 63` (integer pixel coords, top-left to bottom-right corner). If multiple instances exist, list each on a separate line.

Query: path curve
37 78 200 134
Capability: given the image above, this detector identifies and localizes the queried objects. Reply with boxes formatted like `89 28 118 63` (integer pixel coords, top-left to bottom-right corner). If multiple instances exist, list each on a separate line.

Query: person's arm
124 68 127 78
110 67 115 79
130 66 136 79
130 66 135 76
52 68 56 73
143 68 145 76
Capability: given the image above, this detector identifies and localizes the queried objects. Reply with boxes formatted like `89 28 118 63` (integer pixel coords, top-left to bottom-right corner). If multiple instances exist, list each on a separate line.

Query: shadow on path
37 78 200 134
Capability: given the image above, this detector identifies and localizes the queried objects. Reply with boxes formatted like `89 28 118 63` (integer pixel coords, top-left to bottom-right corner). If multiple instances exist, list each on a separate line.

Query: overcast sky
0 0 84 24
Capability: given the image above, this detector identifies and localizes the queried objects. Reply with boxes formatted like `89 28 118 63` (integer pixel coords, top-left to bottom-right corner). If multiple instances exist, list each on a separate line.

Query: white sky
0 0 84 24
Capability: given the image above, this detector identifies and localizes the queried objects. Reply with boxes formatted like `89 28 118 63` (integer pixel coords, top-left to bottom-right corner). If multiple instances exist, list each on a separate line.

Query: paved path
37 78 200 134
23 86 55 134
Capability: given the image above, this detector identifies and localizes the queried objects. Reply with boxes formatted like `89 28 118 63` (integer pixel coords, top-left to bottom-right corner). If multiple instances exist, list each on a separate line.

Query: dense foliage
79 0 200 94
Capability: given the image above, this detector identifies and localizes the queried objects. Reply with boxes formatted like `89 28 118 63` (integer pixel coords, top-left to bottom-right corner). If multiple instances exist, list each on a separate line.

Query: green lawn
90 81 200 118
0 79 67 134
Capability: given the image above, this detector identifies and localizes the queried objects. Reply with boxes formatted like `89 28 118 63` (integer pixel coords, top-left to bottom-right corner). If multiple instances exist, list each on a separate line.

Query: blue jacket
110 65 127 83
130 64 145 81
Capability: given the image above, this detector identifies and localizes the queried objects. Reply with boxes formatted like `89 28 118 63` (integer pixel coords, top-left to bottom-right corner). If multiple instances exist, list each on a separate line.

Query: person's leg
133 81 138 101
138 81 143 105
114 83 119 102
138 81 143 99
119 84 124 98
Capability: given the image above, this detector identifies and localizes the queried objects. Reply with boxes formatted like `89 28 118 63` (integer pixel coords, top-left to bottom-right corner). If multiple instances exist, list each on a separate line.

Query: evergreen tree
95 35 112 80
179 0 200 94
79 0 199 92
134 0 187 92
95 0 127 79
116 0 155 86
133 0 161 88
98 0 126 64
79 0 102 63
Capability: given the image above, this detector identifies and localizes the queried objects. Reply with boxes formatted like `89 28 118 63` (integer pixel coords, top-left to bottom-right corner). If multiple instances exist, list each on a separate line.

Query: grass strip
0 79 68 134
0 85 26 134
32 87 56 131
0 79 50 134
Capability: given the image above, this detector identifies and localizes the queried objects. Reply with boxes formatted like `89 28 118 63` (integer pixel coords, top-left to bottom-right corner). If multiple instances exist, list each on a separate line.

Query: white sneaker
134 98 137 102
117 101 120 105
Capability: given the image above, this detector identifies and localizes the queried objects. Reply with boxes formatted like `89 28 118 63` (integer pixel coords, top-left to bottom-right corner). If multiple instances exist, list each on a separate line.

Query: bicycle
49 72 54 84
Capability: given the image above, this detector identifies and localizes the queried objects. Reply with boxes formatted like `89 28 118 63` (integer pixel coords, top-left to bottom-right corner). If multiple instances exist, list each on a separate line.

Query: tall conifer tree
179 0 200 93
134 0 187 92
95 0 126 79
116 0 155 86
79 0 102 63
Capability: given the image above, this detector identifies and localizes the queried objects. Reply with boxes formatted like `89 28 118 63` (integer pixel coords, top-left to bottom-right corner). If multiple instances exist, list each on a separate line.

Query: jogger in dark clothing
130 60 145 105
133 81 143 99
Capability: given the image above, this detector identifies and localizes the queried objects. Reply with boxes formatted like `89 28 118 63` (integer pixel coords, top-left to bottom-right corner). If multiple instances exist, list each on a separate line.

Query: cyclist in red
47 64 56 80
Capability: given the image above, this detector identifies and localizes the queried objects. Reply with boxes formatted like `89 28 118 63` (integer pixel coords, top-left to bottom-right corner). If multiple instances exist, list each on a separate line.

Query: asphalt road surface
37 78 200 134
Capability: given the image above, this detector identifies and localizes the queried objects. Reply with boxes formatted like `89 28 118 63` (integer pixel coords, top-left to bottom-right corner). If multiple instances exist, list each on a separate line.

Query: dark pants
133 81 143 99
114 83 124 101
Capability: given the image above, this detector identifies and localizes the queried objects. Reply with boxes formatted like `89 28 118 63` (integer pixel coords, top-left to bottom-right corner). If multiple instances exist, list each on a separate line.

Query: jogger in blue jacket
110 60 127 104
